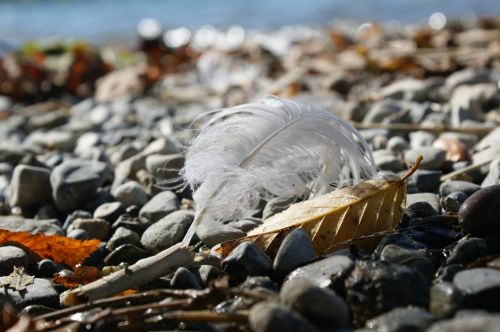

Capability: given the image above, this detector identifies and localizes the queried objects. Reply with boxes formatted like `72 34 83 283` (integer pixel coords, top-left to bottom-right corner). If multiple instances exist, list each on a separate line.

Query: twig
351 122 495 136
441 153 500 182
150 310 249 323
61 243 194 306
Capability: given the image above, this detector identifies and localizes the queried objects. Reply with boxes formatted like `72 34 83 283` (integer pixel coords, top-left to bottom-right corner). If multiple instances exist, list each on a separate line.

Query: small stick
150 310 249 323
351 122 495 136
61 243 194 306
441 153 500 182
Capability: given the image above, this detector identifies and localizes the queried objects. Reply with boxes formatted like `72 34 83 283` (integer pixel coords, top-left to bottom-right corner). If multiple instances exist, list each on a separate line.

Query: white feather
181 96 376 245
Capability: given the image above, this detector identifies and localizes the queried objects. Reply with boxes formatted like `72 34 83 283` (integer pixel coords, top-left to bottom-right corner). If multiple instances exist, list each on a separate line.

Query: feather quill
181 96 376 246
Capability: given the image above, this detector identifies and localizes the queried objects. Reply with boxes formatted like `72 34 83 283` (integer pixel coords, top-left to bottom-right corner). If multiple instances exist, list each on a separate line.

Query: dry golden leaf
219 157 422 258
1 267 34 291
0 230 100 268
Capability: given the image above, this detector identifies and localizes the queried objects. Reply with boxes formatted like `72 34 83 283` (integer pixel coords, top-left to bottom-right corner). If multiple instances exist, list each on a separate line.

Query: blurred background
1 0 500 48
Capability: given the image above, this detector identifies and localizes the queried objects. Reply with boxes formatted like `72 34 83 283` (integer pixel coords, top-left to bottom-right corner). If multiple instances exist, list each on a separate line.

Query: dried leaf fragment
0 230 100 268
1 267 34 291
219 158 422 257
53 265 102 288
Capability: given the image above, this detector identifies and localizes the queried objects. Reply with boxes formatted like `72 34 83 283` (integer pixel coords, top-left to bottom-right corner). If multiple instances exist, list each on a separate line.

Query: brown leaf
0 230 100 268
219 158 422 258
53 265 102 288
1 267 34 291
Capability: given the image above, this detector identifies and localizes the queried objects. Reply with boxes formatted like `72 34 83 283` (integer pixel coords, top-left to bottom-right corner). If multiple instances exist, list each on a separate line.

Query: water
0 0 499 47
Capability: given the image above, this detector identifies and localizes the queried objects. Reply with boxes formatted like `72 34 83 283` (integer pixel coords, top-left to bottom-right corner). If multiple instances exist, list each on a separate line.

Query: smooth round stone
458 185 500 235
138 190 180 226
430 282 463 317
68 218 109 240
66 228 91 240
0 277 59 310
249 301 317 332
8 165 51 207
366 306 436 332
380 244 435 278
196 265 223 288
140 210 194 252
240 276 278 292
273 229 316 278
221 242 272 281
0 246 29 276
410 170 441 193
280 278 349 327
439 181 480 198
112 181 149 207
170 267 201 290
104 244 149 266
93 202 125 223
427 314 500 332
386 136 409 154
38 259 64 278
441 191 467 213
195 220 245 247
446 237 488 266
106 227 140 251
404 147 446 170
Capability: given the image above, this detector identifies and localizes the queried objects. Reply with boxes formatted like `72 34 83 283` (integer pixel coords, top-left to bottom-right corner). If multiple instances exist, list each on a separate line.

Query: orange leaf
0 229 100 268
53 265 102 288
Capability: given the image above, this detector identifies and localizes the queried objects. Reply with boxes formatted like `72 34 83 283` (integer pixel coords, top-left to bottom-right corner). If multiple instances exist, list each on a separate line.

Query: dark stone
0 277 59 310
240 276 278 292
221 242 272 281
410 170 442 193
273 229 316 278
38 259 64 278
345 260 430 325
453 268 500 311
263 196 299 219
93 202 126 223
405 201 438 219
196 220 245 247
249 301 318 332
430 282 463 317
380 244 436 278
8 165 51 207
280 278 349 327
434 264 465 283
170 267 202 290
446 237 489 265
0 246 29 276
441 191 468 213
196 265 223 288
106 227 140 251
104 244 149 265
112 214 146 235
458 185 500 235
440 181 480 198
427 314 500 332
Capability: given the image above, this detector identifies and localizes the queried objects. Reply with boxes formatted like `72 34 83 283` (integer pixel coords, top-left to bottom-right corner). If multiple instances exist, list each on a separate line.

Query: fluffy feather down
181 96 376 244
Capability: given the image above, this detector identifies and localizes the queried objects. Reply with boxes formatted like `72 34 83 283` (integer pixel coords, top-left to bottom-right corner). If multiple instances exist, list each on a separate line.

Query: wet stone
221 242 272 282
280 278 349 327
434 264 465 283
37 259 64 278
273 229 317 278
365 306 436 332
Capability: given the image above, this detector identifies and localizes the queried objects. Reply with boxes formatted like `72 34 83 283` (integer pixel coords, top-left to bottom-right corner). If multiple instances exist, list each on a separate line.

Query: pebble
66 228 91 240
93 201 125 223
284 254 354 290
445 68 490 89
138 190 180 226
0 216 63 235
0 277 59 310
430 282 463 317
446 237 488 266
249 301 318 332
345 260 430 325
240 276 278 292
112 181 149 206
226 219 260 232
409 131 436 149
195 220 245 247
439 180 480 198
221 242 273 281
406 193 440 212
50 160 108 211
458 185 500 235
380 244 436 278
104 244 149 265
481 158 500 188
106 227 140 251
0 246 29 276
140 210 194 252
263 195 298 219
170 267 202 290
381 78 430 101
374 153 405 172
8 165 51 207
453 268 500 311
406 201 438 219
410 170 441 192
273 229 317 278
427 314 500 332
280 278 349 327
67 218 109 240
404 147 446 170
386 136 408 154
440 191 467 213
196 265 223 288
37 259 64 278
365 306 436 332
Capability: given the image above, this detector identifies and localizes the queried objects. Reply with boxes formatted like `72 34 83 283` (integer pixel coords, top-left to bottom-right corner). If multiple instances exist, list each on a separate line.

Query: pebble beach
1 12 500 332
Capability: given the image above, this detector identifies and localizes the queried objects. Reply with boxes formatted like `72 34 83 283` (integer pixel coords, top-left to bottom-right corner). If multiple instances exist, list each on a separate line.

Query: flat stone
50 160 108 211
9 165 51 207
68 218 109 240
138 190 180 226
141 210 193 252
427 314 500 332
0 216 62 235
104 244 149 266
0 246 29 276
453 268 500 310
196 220 245 247
93 202 125 223
410 170 441 193
440 181 480 197
406 193 440 212
380 244 436 278
374 154 405 172
0 277 59 310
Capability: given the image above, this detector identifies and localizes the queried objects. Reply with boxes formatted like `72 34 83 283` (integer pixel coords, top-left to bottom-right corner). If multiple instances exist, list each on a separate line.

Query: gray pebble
170 267 202 290
0 246 29 276
140 210 193 252
365 306 436 332
249 301 318 332
93 201 125 223
196 220 245 247
280 278 349 327
221 241 272 281
0 216 62 235
8 165 51 207
66 228 91 240
138 190 180 226
263 195 298 219
404 147 446 170
68 218 109 240
440 191 467 213
406 193 440 213
386 136 409 154
196 265 223 287
410 170 441 192
430 282 463 317
374 154 405 172
104 244 149 265
453 268 500 311
273 229 316 277
380 244 436 278
427 314 500 332
440 181 480 197
446 237 488 265
106 227 140 251
0 277 59 310
112 181 149 206
482 158 500 188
